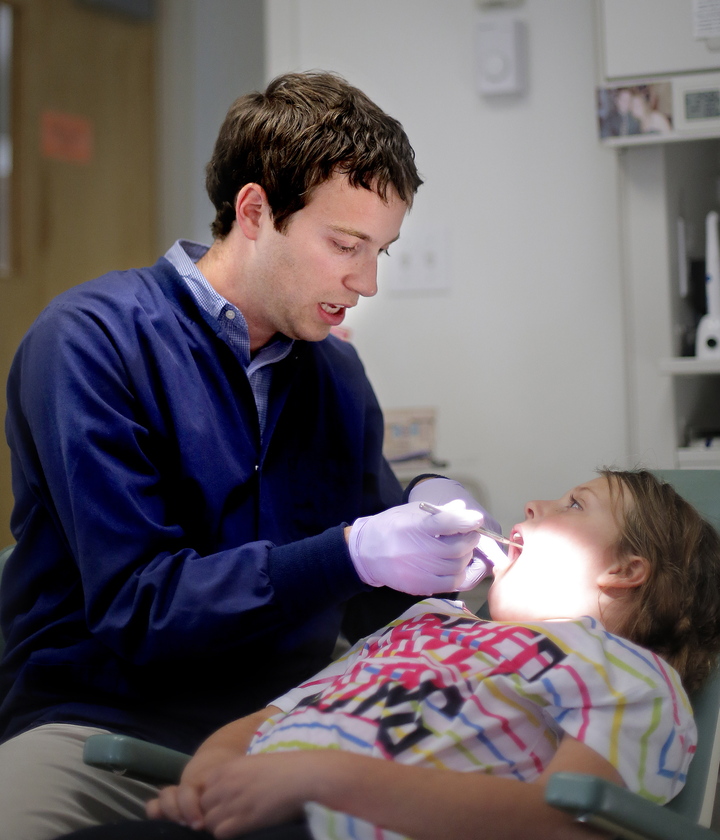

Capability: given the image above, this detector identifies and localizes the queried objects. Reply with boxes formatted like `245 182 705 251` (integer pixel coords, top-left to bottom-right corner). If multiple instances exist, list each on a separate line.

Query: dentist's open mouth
320 303 345 315
318 302 348 327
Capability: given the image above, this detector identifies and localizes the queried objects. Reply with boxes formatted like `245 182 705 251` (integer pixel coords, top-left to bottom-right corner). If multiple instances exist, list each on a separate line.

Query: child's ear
598 555 650 590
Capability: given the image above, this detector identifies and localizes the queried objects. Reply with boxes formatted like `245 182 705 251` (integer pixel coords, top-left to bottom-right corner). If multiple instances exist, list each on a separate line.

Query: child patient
72 470 720 840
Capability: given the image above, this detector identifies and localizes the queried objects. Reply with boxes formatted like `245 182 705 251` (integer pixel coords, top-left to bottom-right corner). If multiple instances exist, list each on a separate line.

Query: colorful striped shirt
250 598 695 840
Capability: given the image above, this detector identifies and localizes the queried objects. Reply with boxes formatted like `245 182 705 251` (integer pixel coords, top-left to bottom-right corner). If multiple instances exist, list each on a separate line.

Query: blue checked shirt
164 239 293 436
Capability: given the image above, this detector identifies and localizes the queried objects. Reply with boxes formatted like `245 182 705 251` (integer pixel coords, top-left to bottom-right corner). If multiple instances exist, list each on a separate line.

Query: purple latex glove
347 501 484 596
408 478 507 588
459 535 505 589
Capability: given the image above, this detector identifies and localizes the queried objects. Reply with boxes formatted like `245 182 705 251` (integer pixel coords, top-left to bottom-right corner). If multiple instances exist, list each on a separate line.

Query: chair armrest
83 733 191 785
545 773 720 840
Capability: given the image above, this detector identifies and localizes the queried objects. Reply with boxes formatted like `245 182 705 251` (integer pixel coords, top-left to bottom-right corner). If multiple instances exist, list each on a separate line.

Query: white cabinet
596 1 720 146
599 0 720 80
598 2 720 468
620 139 720 468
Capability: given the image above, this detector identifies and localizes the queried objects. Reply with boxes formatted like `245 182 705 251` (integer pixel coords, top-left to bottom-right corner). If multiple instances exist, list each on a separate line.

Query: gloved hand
347 501 484 596
459 536 506 589
409 478 507 587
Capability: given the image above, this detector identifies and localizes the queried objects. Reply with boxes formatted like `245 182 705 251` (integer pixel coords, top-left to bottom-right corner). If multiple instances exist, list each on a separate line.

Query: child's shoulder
519 617 689 699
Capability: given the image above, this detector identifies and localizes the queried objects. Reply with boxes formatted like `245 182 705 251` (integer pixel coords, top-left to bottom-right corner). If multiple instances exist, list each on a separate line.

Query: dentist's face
488 477 626 624
243 172 406 350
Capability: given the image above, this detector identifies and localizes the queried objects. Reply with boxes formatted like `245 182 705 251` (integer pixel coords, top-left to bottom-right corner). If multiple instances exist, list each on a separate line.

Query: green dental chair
5 469 720 837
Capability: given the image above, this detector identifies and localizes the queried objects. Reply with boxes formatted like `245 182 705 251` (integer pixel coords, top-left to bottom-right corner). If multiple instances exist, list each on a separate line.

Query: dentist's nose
345 259 378 298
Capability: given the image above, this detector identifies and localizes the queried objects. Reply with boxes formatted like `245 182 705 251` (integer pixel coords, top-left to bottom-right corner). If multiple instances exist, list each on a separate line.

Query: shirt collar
164 239 294 362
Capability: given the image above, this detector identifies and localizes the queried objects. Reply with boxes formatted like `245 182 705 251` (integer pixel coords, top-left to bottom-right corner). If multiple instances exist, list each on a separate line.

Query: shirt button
225 309 236 320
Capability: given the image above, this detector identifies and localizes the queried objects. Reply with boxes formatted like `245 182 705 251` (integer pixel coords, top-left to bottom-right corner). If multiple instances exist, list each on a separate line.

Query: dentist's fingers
348 502 477 595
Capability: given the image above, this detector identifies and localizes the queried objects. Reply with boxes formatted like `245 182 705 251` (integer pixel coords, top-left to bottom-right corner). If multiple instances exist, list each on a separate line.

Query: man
0 71 500 838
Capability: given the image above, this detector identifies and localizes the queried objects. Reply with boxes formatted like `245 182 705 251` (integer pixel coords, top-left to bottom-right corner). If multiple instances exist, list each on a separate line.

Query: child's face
488 477 627 624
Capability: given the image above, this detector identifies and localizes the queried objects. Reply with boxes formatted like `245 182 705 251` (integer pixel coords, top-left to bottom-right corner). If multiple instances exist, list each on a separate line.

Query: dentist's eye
333 240 357 254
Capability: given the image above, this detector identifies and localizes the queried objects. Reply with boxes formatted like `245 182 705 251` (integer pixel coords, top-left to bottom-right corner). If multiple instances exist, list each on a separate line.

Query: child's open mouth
508 530 524 563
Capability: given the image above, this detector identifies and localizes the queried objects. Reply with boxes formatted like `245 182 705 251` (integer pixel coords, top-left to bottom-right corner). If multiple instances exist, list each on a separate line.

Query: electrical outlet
385 230 450 293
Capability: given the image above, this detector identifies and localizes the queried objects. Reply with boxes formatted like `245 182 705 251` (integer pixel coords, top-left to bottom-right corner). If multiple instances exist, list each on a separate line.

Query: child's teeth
321 303 343 314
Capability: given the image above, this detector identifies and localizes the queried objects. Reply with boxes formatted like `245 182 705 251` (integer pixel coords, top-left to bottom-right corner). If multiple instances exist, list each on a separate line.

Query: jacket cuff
402 473 448 502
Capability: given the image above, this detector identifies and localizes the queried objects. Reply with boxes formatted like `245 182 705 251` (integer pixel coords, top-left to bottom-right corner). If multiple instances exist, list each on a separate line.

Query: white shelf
677 448 720 468
603 128 720 148
660 358 720 375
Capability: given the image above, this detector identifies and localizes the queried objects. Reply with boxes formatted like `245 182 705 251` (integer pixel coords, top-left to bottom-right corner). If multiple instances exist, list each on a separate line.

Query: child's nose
524 499 553 520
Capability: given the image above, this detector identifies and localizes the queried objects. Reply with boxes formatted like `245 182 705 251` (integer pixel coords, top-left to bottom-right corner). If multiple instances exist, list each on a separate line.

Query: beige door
0 0 157 544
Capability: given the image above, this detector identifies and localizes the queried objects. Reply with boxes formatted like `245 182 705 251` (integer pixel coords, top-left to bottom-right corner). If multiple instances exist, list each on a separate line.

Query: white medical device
696 210 720 359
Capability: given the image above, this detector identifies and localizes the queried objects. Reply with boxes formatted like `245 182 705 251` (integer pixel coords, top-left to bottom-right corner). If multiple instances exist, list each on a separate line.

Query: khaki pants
0 724 160 840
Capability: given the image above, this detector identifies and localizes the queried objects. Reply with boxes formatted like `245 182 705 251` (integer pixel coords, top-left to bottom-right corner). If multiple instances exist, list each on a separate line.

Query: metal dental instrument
418 501 522 549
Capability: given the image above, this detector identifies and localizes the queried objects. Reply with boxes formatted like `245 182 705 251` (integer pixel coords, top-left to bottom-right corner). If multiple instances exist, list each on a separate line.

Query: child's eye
569 496 583 510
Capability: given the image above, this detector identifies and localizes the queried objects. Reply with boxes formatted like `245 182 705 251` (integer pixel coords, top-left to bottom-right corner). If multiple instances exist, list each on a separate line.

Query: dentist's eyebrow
330 225 400 248
330 225 370 241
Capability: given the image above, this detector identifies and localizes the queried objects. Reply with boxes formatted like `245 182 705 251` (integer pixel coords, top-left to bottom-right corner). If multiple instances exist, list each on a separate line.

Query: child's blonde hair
602 469 720 694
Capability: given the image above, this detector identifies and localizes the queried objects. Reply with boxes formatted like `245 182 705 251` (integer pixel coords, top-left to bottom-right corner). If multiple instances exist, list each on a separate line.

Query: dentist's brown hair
206 71 423 239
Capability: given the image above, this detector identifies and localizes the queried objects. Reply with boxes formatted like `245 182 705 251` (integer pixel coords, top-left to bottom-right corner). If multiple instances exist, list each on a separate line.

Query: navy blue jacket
1 258 414 752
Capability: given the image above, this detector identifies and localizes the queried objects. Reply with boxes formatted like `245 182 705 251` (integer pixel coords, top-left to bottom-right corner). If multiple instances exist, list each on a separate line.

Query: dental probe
418 501 522 549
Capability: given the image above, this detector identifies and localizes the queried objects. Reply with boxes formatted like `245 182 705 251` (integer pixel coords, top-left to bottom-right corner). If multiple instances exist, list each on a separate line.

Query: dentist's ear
598 555 651 590
234 183 268 240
